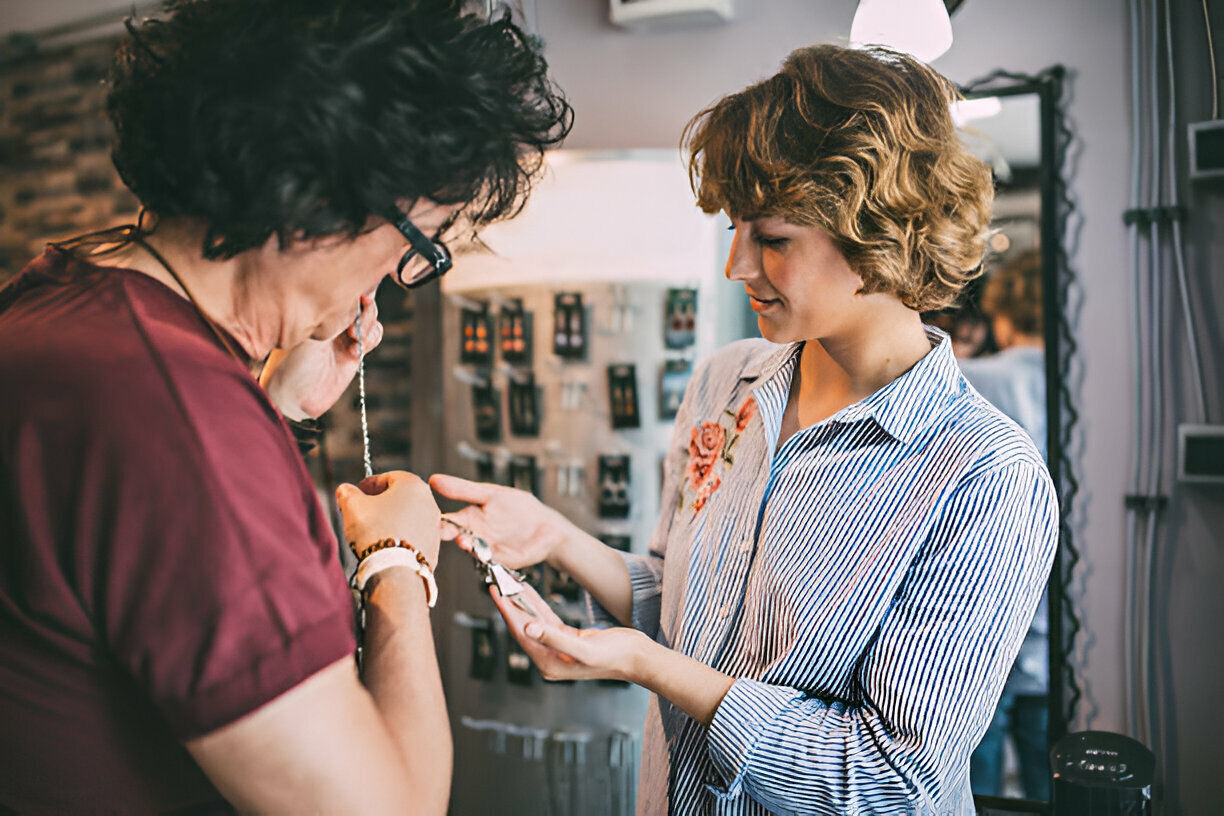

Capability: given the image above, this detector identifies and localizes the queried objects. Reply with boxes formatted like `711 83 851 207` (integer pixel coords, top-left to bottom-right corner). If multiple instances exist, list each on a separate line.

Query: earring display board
436 277 737 816
426 148 748 816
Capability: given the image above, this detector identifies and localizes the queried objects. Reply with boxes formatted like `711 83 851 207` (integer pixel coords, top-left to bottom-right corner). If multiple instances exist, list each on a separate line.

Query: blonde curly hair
684 44 994 312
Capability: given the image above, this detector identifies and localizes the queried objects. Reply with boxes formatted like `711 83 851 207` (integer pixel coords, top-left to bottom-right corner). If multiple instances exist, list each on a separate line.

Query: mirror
943 68 1078 809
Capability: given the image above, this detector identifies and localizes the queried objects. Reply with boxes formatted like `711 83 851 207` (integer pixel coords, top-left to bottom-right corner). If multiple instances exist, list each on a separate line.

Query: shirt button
718 606 729 618
740 541 751 553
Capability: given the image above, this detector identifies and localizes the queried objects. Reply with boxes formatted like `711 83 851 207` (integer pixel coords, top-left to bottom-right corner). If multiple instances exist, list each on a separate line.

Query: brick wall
0 36 138 283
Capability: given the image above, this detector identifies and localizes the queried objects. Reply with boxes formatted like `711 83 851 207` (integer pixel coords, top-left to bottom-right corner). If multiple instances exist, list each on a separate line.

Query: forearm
629 637 735 727
360 568 452 815
550 523 634 625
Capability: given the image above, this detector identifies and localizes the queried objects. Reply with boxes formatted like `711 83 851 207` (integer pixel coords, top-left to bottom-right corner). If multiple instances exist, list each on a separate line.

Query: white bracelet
353 547 438 608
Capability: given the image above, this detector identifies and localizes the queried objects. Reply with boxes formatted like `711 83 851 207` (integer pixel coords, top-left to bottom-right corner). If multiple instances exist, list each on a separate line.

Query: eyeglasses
387 205 453 289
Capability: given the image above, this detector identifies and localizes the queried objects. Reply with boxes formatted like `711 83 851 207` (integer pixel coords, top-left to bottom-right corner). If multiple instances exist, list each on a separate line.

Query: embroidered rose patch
683 395 757 513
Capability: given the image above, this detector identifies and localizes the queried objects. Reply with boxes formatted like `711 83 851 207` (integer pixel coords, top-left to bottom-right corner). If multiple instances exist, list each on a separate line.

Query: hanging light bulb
850 0 954 63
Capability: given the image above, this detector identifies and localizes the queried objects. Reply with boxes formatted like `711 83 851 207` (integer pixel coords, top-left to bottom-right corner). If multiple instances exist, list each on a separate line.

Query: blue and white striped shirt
618 328 1057 816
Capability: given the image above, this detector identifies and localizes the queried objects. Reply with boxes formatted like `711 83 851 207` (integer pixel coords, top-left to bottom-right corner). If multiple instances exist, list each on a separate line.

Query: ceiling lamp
850 0 954 62
949 96 1002 128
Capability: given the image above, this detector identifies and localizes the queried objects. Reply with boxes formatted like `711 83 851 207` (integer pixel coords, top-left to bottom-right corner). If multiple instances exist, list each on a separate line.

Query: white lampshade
850 0 954 63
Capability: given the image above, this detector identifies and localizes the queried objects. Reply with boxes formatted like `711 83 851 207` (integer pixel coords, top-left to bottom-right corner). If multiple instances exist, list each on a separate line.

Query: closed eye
754 235 788 249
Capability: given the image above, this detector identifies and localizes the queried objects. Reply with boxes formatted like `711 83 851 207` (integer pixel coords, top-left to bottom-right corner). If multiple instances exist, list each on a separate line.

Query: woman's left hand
261 295 383 419
490 582 648 684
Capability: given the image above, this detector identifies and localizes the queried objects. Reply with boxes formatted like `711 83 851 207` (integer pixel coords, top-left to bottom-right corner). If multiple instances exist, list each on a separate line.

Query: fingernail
525 623 542 639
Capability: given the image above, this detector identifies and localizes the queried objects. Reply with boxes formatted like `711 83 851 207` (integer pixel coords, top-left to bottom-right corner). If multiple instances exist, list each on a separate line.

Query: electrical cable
1168 225 1206 417
1137 0 1164 751
1124 0 1146 742
1204 0 1220 119
1167 0 1211 423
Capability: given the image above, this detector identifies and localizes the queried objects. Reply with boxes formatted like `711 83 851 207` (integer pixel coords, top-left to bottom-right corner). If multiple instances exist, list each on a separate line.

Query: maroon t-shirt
0 249 357 814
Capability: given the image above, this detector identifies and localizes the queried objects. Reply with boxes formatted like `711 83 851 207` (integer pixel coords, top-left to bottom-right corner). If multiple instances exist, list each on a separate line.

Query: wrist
352 535 437 568
352 541 438 608
623 629 657 686
545 510 589 572
276 401 312 422
262 378 311 421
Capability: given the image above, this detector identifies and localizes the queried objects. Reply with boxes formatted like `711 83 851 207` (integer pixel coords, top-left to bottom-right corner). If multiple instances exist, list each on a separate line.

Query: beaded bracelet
350 539 438 608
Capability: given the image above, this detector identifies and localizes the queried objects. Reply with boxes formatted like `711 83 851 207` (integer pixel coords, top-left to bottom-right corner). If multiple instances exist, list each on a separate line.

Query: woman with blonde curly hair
432 44 1057 815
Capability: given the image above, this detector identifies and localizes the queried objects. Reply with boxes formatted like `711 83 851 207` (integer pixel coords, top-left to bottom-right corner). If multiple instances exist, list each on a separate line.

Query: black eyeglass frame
387 206 453 289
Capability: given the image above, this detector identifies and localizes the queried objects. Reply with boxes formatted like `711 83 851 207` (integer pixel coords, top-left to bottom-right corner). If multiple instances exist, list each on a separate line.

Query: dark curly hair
108 0 573 259
685 44 993 312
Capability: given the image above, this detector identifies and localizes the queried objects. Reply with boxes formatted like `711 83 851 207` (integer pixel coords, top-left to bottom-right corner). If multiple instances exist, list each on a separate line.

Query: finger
429 473 499 505
334 482 371 520
514 582 569 629
438 516 459 542
364 319 384 352
447 534 476 555
348 296 379 341
489 585 542 641
360 471 429 502
519 620 581 667
523 618 586 660
357 473 393 495
439 506 487 538
489 588 578 667
335 482 363 505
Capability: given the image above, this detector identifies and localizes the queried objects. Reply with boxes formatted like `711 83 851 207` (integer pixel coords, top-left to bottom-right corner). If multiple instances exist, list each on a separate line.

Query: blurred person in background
961 249 1050 801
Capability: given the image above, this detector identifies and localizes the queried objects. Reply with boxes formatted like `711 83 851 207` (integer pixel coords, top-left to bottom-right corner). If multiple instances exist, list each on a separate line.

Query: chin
756 316 802 345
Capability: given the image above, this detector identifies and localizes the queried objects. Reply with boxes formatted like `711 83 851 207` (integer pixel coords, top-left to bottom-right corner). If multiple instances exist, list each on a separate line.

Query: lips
747 291 780 312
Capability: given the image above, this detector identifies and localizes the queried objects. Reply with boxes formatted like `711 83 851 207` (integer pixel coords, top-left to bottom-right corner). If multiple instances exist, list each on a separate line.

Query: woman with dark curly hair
0 1 569 813
432 44 1056 815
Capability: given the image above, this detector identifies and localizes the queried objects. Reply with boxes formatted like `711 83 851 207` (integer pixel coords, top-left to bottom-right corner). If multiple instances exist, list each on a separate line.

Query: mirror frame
959 65 1080 809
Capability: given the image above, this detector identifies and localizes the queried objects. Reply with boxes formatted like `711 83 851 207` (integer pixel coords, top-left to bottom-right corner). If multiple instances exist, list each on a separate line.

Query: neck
105 221 283 362
801 307 931 399
788 304 931 430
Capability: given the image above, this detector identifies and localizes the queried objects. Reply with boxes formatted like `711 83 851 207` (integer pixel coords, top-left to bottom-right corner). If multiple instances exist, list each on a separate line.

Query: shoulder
692 337 782 390
940 382 1048 479
678 338 781 419
1 260 296 490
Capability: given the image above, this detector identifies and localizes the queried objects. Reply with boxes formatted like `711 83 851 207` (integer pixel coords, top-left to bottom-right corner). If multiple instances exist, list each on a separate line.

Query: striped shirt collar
741 326 963 444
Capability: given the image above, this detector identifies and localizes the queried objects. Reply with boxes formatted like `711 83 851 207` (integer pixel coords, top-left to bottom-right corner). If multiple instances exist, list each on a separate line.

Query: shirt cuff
706 678 808 796
584 551 663 637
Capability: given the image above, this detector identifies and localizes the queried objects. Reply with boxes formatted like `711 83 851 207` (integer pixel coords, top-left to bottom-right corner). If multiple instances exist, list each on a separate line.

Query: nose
724 225 759 283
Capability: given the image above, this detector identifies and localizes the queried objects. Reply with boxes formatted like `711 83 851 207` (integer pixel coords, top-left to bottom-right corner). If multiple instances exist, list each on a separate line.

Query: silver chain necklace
354 304 374 479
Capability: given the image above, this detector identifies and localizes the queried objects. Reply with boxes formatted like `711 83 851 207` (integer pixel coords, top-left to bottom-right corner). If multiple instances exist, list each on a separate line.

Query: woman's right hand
336 471 441 565
428 474 572 570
